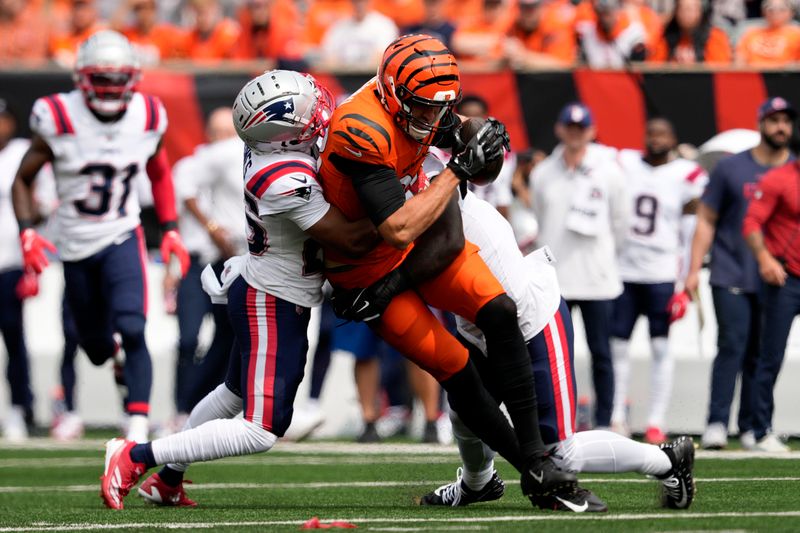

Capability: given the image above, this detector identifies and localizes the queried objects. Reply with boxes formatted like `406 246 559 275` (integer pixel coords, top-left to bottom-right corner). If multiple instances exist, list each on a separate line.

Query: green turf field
1 440 799 532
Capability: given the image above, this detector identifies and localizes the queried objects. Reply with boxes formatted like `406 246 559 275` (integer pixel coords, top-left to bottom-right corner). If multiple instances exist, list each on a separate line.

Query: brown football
457 117 505 186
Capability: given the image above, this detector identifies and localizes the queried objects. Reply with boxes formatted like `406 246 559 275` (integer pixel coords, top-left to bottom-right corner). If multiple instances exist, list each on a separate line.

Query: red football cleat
645 426 668 445
138 473 197 507
100 438 146 510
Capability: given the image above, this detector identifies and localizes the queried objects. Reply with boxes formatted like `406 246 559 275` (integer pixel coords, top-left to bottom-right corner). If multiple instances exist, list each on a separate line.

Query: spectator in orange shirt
0 0 49 64
736 0 800 66
114 0 187 66
403 0 457 49
234 0 305 64
650 0 732 64
184 0 240 62
451 0 515 61
372 0 426 28
49 0 105 68
622 0 663 49
302 0 353 48
504 0 577 67
575 0 648 68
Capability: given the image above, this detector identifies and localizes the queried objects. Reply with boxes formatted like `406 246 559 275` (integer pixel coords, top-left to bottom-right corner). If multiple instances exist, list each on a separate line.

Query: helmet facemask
76 67 140 117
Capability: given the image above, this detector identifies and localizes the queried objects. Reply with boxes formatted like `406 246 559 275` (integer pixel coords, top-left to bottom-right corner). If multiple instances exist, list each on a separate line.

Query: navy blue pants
62 228 151 415
708 286 759 432
466 299 576 445
225 277 310 437
0 269 33 411
60 297 80 412
611 282 674 339
753 275 800 439
175 256 234 413
308 299 335 400
566 299 614 427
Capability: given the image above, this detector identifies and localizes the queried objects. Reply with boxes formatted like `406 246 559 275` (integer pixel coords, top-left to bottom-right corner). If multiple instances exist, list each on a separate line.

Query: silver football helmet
232 70 334 152
74 30 141 117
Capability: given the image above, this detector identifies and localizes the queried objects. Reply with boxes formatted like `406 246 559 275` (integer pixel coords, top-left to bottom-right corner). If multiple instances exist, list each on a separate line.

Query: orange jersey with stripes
319 78 432 288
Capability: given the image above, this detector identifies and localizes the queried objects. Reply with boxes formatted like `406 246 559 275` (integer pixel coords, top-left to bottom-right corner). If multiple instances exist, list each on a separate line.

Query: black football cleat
420 468 505 507
532 485 609 513
520 455 578 505
658 435 696 509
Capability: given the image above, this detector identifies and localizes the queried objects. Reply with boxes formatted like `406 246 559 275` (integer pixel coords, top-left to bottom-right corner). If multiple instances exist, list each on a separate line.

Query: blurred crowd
3 0 800 70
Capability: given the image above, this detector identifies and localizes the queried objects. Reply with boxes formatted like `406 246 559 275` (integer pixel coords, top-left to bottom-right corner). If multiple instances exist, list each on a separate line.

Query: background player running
12 30 190 443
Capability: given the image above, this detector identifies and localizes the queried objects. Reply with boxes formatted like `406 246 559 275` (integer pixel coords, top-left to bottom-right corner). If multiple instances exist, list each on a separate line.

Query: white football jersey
616 150 708 283
421 155 561 350
0 139 29 272
240 147 331 307
30 90 166 261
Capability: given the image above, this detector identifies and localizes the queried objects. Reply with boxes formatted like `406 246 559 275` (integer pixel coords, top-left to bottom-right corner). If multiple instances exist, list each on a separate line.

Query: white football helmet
232 70 334 153
74 30 141 117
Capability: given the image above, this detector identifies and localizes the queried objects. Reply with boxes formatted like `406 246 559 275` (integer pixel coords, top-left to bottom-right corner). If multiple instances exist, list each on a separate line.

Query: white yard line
1 477 798 494
2 511 800 532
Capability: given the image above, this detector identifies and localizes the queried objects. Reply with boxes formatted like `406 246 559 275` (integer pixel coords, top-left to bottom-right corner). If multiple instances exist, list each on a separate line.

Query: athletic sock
553 430 672 476
440 359 524 472
648 337 673 429
450 409 496 491
610 337 631 424
157 465 185 487
130 442 156 468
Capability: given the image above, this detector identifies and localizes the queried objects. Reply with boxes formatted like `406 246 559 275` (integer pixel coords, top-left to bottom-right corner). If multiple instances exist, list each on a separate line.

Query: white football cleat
2 406 28 443
701 422 728 450
51 412 85 441
283 404 324 442
739 430 756 451
754 433 790 453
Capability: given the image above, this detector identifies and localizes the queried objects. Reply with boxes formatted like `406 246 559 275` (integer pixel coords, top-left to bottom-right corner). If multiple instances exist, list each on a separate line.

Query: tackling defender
323 34 575 501
416 155 696 512
100 70 378 509
12 30 190 443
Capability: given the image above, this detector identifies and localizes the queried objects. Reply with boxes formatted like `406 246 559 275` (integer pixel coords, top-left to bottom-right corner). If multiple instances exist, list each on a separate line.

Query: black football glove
447 118 510 182
330 267 412 322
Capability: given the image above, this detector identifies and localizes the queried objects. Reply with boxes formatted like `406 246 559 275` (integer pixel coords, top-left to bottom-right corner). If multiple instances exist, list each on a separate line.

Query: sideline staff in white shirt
531 102 629 429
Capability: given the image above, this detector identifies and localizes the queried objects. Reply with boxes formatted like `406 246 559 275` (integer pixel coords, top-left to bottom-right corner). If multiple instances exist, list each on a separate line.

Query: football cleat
658 436 696 510
356 422 381 443
138 473 197 507
532 485 609 513
100 438 146 510
645 426 668 445
520 456 577 503
701 422 728 450
419 468 505 507
51 412 84 441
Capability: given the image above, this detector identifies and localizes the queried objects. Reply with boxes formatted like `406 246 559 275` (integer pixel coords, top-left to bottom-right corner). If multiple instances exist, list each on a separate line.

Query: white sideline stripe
2 511 800 532
0 456 462 468
1 477 799 494
1 439 798 458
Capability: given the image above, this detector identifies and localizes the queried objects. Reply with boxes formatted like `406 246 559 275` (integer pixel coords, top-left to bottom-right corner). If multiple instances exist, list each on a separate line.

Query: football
457 117 505 186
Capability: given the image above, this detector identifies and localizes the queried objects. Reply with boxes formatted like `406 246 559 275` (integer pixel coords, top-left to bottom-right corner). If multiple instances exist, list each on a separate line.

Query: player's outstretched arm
305 205 379 259
12 134 57 274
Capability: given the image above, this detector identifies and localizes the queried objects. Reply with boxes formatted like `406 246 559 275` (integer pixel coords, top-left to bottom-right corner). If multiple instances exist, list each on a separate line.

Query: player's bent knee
241 419 278 453
475 294 518 333
82 339 117 366
115 313 146 341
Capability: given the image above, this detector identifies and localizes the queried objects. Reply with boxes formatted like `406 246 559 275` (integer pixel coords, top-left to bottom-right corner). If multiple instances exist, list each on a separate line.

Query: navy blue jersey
701 150 794 293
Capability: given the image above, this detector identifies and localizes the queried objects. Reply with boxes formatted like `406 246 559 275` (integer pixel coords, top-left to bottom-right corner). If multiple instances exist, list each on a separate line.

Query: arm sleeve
742 170 781 237
146 148 179 226
682 165 709 204
329 153 406 226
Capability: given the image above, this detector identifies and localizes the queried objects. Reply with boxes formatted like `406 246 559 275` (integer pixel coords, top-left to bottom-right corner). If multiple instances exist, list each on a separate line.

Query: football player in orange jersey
319 34 576 504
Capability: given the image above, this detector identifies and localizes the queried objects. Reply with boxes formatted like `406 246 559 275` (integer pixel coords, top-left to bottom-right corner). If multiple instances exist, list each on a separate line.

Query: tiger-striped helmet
377 34 461 143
